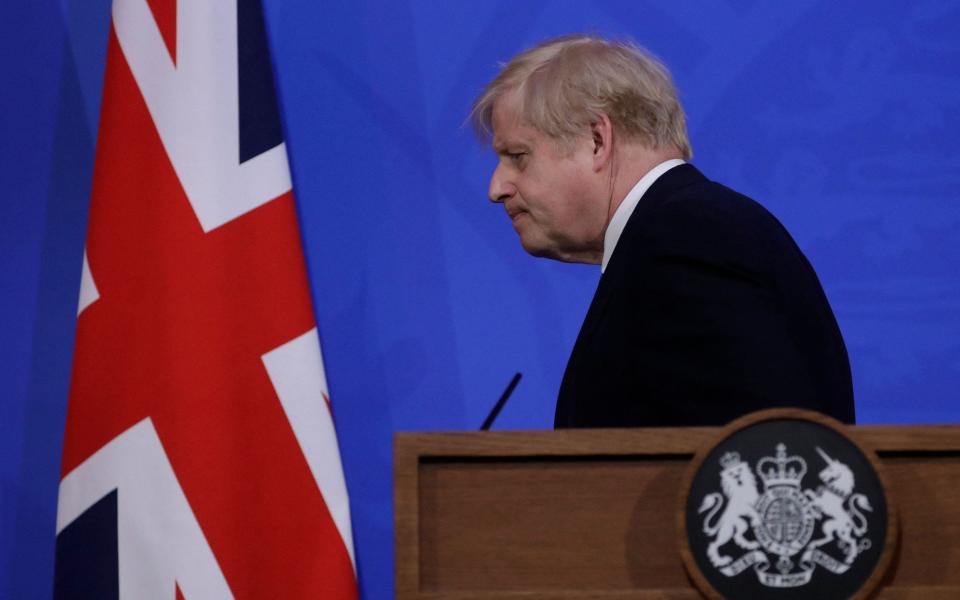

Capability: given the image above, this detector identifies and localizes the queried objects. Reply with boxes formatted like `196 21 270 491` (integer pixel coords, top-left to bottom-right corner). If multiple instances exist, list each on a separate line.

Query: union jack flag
54 1 357 597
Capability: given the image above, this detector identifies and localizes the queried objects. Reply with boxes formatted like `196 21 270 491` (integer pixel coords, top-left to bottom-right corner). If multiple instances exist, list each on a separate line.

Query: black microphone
480 372 522 431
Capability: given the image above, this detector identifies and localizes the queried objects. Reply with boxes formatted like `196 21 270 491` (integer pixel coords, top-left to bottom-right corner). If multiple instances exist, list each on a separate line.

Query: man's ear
589 113 614 171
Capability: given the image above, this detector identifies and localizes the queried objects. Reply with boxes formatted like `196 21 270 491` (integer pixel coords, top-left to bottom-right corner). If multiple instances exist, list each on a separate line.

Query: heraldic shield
680 410 895 600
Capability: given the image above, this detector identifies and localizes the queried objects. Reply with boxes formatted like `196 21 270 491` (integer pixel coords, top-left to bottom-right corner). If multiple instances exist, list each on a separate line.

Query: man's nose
488 163 514 203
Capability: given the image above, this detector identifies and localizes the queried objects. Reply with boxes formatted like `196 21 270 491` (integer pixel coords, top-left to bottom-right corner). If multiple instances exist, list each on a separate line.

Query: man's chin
519 236 559 260
519 236 600 265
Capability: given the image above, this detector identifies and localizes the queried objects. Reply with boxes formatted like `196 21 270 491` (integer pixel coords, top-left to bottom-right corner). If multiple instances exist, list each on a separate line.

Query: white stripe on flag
262 328 356 570
78 250 99 315
112 0 291 233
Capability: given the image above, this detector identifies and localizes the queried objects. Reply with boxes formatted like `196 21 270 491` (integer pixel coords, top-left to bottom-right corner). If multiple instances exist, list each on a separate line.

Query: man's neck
606 145 685 225
559 144 684 266
601 157 686 271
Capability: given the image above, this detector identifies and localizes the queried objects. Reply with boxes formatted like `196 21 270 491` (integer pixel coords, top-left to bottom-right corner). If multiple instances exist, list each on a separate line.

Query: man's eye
508 152 526 163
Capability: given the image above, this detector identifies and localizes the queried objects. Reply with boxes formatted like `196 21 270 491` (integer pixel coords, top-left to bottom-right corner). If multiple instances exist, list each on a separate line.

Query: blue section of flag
53 489 119 600
238 0 284 164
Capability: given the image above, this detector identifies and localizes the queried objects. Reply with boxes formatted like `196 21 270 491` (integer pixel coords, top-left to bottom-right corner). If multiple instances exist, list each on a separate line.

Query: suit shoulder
660 180 787 234
639 180 802 258
606 177 817 292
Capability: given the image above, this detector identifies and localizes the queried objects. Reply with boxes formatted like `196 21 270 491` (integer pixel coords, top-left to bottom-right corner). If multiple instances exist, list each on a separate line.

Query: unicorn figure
804 447 872 563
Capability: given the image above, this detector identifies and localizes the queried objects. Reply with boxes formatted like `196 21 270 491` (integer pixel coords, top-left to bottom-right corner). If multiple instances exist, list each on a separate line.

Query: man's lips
506 206 526 221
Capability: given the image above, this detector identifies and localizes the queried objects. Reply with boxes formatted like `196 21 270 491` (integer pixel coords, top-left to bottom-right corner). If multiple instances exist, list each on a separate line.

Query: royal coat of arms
697 443 874 588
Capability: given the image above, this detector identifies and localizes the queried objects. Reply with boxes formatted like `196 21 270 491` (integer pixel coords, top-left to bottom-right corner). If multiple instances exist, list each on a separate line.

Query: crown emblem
756 443 807 488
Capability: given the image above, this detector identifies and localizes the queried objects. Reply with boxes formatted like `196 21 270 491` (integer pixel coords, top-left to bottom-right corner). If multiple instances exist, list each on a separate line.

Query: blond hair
470 34 692 159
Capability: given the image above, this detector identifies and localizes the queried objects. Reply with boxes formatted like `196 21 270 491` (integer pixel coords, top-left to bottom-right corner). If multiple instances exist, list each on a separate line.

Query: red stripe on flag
145 0 177 64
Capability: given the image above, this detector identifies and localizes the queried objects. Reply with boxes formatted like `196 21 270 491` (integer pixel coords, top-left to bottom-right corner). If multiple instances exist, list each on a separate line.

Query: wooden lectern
395 425 960 599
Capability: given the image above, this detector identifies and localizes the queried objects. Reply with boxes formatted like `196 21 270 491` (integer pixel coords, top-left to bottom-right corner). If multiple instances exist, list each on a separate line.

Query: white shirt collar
601 159 686 272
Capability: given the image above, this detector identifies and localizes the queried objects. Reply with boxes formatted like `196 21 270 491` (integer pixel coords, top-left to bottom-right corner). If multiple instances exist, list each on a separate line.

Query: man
470 35 854 428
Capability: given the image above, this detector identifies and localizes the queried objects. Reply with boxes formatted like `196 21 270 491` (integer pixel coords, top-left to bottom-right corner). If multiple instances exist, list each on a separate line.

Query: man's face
488 94 607 263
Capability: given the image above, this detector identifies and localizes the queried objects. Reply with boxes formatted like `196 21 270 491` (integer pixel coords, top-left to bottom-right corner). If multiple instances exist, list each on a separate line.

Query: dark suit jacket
555 164 854 428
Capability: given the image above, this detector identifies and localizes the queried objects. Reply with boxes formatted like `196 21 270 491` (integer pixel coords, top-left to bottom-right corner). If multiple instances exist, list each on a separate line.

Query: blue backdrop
2 1 958 598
